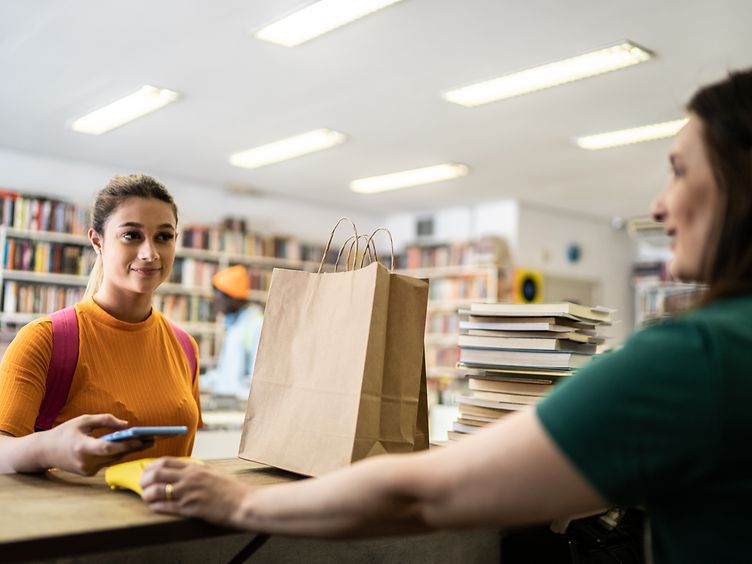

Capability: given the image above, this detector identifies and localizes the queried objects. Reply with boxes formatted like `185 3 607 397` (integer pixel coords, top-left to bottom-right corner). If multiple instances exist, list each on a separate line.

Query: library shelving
0 226 92 320
632 275 705 327
395 238 511 406
0 217 329 372
628 217 705 327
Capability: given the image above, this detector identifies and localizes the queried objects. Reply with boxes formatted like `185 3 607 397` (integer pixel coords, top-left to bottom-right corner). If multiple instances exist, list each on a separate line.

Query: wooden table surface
0 458 301 561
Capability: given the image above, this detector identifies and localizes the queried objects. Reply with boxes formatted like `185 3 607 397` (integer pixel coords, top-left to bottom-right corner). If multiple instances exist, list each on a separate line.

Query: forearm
229 411 607 537
233 452 444 538
0 432 52 474
409 411 608 530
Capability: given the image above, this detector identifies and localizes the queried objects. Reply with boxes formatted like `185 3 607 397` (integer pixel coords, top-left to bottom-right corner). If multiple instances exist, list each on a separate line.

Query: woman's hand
140 457 251 528
40 414 152 475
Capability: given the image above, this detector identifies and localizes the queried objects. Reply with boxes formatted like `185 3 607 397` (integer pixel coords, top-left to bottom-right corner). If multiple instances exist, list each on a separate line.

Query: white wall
0 147 384 243
387 199 636 342
385 200 518 251
474 201 519 252
516 203 636 342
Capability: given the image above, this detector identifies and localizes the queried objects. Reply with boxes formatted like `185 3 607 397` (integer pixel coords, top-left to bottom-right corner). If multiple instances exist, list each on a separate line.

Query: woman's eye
157 233 175 243
121 232 141 241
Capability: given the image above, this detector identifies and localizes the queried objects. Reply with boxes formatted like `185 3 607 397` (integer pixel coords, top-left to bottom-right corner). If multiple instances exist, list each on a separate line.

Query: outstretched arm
141 409 606 537
0 414 151 475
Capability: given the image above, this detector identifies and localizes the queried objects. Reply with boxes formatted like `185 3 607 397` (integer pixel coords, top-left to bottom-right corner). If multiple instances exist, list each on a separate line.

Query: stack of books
448 302 613 441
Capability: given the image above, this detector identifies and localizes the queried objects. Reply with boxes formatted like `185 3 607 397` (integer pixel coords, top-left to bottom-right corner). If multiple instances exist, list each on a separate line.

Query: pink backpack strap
169 321 197 383
35 307 79 432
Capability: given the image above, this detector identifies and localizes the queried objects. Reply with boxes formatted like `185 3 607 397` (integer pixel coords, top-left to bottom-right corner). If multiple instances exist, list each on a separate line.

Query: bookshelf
628 217 705 327
0 218 328 371
395 238 511 407
633 275 705 327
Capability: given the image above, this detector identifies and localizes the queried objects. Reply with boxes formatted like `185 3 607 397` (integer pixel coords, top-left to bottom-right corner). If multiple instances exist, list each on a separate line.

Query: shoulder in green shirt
537 293 752 564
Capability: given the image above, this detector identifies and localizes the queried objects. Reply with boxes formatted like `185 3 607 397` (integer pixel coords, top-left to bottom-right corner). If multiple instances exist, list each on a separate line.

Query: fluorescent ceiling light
351 163 469 194
254 0 403 47
229 129 346 169
71 85 179 135
576 118 688 150
443 41 652 107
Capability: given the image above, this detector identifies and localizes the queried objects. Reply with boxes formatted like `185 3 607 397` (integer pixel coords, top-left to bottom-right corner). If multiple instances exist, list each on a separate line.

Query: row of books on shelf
0 281 222 325
0 190 328 266
179 222 326 262
428 277 491 301
1 190 88 235
635 284 703 326
396 236 509 269
170 258 219 289
446 301 613 441
2 282 84 315
168 259 274 293
246 268 272 291
426 310 460 335
632 260 706 326
2 238 314 288
152 294 216 325
425 346 460 372
196 335 218 366
3 239 92 276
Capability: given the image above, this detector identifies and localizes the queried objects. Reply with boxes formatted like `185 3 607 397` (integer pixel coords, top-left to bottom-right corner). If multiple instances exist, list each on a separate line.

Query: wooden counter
0 458 500 563
0 459 295 562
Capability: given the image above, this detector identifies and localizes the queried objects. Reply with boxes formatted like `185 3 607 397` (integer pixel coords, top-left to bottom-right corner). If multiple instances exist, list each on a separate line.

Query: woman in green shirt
140 69 752 564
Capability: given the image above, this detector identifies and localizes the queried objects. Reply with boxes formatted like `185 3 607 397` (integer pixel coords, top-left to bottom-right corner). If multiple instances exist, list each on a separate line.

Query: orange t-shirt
0 298 202 460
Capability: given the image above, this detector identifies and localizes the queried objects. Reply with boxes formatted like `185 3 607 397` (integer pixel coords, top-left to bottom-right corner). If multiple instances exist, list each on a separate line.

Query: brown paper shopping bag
239 220 429 476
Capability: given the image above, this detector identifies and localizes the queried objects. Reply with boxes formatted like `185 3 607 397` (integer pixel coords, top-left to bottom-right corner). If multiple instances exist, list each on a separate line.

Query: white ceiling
1 0 750 220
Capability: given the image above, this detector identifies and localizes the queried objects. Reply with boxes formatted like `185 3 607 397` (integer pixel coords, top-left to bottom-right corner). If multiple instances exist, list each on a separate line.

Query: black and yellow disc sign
513 269 544 303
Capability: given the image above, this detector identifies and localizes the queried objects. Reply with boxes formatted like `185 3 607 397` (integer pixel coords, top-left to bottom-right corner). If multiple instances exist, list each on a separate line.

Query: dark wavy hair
688 69 752 302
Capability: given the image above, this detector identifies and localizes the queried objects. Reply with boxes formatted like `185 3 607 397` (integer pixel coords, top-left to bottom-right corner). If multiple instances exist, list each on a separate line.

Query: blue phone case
100 426 188 442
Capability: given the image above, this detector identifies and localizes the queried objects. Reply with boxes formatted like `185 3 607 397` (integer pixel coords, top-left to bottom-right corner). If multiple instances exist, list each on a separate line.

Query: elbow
385 453 456 533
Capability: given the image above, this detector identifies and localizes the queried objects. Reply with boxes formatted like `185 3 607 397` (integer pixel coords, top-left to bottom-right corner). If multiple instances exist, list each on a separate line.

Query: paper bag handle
318 217 359 274
336 234 379 272
361 228 395 271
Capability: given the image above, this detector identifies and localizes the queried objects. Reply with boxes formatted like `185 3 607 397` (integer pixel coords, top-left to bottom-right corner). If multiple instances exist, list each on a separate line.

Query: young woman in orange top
0 174 202 475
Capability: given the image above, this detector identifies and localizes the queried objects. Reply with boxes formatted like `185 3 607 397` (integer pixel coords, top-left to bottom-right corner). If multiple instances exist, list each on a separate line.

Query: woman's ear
88 228 103 255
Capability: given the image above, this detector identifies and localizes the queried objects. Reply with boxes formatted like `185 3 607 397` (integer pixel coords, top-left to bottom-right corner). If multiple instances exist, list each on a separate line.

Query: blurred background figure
201 265 263 399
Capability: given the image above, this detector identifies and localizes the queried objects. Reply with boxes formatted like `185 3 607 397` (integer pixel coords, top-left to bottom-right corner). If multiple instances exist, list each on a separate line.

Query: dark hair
687 69 752 302
85 174 178 298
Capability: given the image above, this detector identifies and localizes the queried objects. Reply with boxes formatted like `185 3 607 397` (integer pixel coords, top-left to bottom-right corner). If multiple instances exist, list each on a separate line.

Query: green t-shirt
537 294 752 564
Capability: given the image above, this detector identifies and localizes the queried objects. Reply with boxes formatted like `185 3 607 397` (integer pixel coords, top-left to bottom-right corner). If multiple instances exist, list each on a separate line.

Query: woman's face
89 197 177 296
652 114 719 281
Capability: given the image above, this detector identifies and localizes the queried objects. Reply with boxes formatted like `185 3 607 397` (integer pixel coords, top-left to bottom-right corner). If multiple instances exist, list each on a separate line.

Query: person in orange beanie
200 265 263 398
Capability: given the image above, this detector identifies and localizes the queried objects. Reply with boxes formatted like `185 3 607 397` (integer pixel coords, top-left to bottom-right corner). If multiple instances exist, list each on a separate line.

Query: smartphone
100 426 188 442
